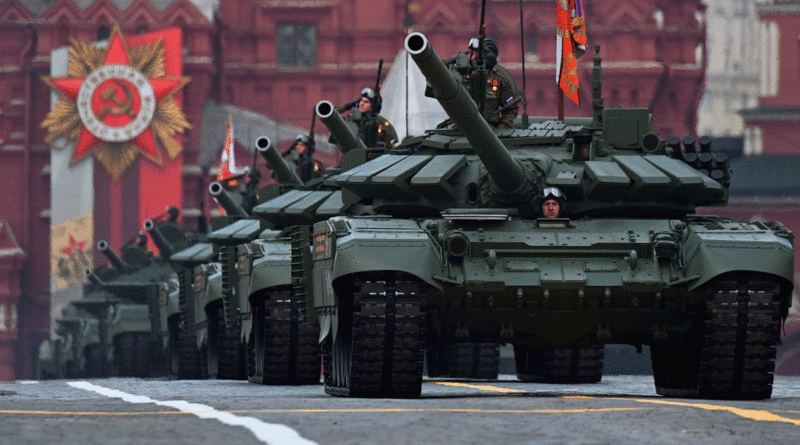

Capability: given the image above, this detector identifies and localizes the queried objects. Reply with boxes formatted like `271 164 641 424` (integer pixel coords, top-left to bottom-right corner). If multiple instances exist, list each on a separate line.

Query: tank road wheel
169 315 202 379
324 272 427 398
426 343 501 379
514 345 604 383
653 273 783 400
206 303 246 380
259 289 321 385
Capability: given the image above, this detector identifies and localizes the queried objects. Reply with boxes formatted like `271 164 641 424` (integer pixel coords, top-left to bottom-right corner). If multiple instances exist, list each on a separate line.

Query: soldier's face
295 141 307 155
542 199 561 218
357 97 372 113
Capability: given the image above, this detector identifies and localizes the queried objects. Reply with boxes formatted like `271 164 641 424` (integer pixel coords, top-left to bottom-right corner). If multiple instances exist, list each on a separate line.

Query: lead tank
304 33 795 399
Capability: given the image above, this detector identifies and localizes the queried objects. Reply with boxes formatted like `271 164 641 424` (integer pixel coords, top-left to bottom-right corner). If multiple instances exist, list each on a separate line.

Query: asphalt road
2 375 800 445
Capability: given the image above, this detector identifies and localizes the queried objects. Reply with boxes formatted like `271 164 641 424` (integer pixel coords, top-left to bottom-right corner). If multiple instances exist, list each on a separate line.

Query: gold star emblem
41 25 191 178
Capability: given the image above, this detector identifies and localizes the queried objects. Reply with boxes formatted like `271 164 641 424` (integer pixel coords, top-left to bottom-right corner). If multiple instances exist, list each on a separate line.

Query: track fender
314 218 443 343
684 229 794 291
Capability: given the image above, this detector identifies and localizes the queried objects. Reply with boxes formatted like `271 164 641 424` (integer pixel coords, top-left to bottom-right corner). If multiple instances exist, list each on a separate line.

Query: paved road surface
2 375 800 445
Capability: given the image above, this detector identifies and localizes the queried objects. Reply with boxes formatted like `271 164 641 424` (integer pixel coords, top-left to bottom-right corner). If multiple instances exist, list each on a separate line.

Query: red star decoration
60 235 88 256
48 29 185 164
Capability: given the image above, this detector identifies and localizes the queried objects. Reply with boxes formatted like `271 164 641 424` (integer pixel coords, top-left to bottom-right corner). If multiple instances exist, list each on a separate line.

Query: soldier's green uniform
337 87 398 149
283 134 326 182
444 37 519 129
463 65 518 128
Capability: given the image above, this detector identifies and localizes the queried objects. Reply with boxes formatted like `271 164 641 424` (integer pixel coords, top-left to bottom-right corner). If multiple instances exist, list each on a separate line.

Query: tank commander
537 187 566 218
440 37 519 129
283 134 326 182
337 87 398 149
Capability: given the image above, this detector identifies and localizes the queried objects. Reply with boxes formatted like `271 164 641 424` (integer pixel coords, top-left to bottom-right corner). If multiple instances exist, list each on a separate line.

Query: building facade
697 0 763 137
0 0 710 379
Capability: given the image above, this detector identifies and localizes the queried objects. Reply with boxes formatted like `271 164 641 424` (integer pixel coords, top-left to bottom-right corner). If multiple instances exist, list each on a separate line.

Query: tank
63 217 194 379
169 137 311 382
302 33 795 399
203 133 374 385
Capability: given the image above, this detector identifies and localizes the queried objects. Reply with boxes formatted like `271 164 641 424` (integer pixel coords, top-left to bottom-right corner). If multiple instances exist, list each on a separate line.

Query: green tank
208 133 371 385
302 33 795 399
93 233 181 378
39 305 99 379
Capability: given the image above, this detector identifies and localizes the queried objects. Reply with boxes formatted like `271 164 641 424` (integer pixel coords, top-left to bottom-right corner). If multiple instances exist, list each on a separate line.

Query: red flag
216 116 238 186
556 0 587 106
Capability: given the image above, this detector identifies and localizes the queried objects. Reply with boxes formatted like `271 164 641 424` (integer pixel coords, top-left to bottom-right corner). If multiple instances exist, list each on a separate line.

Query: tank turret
97 240 130 272
316 101 366 153
256 136 303 186
143 219 175 258
209 181 249 218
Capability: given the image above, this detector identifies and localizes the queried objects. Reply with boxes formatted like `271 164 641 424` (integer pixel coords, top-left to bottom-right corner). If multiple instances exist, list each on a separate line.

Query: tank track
324 273 427 398
84 343 106 378
207 303 246 380
169 315 202 379
653 273 782 400
248 289 320 385
113 333 150 378
514 345 604 384
426 343 501 379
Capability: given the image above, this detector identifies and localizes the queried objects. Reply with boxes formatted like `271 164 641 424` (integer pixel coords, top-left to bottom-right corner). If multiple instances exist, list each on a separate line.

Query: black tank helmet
293 133 315 156
536 186 567 217
468 37 499 69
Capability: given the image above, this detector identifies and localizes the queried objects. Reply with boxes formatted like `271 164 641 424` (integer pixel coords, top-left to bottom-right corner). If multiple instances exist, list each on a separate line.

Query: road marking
625 398 800 427
67 381 318 445
0 407 652 415
0 410 185 416
233 407 649 414
431 381 526 393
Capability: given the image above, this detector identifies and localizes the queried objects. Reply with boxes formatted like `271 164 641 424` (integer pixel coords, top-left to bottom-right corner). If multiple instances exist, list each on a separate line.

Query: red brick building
0 0 712 379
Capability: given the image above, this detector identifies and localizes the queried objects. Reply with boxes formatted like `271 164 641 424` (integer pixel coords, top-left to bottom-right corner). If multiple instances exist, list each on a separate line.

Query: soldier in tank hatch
439 37 519 129
283 134 326 182
537 187 566 218
337 87 398 149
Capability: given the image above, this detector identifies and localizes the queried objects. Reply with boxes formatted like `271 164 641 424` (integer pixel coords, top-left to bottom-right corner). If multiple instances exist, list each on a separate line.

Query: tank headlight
445 233 469 258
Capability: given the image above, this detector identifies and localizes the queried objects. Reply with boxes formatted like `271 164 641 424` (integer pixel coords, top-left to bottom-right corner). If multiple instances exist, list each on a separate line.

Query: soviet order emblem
42 25 191 178
77 64 156 143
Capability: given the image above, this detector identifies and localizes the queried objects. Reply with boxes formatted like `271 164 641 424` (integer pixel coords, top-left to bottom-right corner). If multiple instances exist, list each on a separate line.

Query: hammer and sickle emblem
96 79 136 120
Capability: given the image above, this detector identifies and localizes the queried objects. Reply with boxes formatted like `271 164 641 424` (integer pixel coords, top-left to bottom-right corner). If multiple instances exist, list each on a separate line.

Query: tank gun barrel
316 100 366 153
143 219 175 258
209 182 249 218
85 269 104 286
255 136 303 186
96 240 129 272
405 32 527 194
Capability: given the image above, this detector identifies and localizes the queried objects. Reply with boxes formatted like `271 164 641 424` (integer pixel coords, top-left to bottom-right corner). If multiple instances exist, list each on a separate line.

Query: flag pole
558 86 564 122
